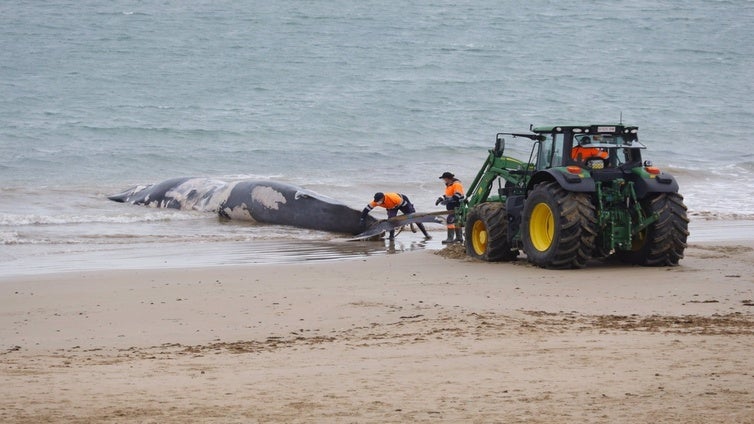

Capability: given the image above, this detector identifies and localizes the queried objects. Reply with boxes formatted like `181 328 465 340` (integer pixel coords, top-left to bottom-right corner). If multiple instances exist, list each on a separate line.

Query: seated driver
571 136 608 163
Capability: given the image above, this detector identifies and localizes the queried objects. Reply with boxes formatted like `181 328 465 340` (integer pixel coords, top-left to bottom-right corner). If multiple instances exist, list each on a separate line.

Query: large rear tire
615 192 689 266
522 182 597 269
464 202 518 262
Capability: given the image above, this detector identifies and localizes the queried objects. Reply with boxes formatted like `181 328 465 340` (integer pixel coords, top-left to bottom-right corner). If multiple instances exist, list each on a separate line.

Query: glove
435 196 445 206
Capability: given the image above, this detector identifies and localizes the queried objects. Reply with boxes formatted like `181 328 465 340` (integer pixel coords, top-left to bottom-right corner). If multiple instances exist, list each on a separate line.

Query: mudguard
530 168 679 198
528 169 596 193
631 172 680 198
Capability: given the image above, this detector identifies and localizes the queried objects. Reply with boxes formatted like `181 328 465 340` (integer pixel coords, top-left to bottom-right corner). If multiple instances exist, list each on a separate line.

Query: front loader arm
456 150 530 227
456 150 496 226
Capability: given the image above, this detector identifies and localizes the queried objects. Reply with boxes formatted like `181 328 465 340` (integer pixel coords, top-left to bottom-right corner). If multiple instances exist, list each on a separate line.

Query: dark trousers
387 195 416 218
386 195 429 237
445 201 459 229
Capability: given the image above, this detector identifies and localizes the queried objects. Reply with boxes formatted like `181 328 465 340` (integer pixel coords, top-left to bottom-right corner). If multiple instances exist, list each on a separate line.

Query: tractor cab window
536 133 555 169
601 134 642 167
612 134 644 166
552 133 565 166
571 134 608 169
570 133 644 169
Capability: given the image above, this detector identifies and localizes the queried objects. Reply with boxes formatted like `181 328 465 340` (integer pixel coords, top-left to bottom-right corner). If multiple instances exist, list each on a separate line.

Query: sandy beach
4 1 754 422
2 235 753 423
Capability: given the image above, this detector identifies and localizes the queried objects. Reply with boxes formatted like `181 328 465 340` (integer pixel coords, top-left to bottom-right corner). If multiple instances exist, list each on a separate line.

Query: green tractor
457 124 689 269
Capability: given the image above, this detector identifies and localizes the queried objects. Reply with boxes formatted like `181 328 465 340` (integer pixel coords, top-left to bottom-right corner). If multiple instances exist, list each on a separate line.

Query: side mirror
494 136 505 157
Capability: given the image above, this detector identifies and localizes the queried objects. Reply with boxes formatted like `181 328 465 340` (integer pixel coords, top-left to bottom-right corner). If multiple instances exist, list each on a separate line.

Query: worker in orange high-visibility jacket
360 192 431 240
572 135 608 163
571 146 608 162
436 172 465 244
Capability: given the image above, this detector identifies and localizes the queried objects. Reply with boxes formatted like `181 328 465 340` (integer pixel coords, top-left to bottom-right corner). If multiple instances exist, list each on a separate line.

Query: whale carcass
107 177 374 235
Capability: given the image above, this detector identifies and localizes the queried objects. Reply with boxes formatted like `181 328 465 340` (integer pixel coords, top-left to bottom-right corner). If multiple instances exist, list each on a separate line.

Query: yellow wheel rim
471 220 488 255
529 203 554 252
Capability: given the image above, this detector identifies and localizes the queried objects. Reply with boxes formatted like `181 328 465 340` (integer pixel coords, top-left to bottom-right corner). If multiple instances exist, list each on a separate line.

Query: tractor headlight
587 159 604 170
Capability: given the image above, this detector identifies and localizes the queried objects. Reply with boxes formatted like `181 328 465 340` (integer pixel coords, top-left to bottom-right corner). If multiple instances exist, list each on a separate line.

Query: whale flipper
348 211 447 240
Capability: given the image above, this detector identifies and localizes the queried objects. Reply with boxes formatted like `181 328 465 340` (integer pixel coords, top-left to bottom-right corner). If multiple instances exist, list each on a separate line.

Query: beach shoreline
2 235 753 423
3 217 752 279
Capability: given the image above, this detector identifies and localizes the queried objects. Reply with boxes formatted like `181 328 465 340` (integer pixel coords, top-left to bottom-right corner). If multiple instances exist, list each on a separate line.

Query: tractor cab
530 125 646 172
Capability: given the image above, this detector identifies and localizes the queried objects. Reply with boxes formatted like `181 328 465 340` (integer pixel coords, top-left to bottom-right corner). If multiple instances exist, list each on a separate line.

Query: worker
571 136 608 163
360 192 431 240
435 171 465 244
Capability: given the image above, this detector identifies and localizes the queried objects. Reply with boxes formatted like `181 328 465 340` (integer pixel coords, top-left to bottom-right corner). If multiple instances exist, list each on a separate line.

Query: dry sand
1 240 753 423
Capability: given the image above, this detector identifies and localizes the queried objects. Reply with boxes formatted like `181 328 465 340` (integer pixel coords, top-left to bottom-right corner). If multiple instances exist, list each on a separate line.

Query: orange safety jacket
366 192 405 211
444 180 464 200
571 146 608 162
442 180 465 229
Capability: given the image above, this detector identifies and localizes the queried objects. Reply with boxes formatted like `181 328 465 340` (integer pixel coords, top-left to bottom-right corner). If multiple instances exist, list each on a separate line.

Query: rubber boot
441 228 455 244
417 223 431 240
454 227 464 244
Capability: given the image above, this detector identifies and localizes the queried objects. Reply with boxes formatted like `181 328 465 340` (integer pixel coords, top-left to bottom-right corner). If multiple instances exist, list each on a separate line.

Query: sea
2 0 753 276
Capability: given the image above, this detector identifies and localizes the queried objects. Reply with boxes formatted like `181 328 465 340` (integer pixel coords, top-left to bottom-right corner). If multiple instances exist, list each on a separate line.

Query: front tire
464 202 518 262
522 182 597 269
615 192 689 266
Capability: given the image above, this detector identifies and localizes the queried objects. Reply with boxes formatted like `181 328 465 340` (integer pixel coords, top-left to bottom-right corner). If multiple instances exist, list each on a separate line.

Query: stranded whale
107 177 375 235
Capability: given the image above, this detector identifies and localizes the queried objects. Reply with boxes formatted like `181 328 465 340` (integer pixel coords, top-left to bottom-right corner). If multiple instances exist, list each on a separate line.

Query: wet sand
1 231 753 423
2 215 746 278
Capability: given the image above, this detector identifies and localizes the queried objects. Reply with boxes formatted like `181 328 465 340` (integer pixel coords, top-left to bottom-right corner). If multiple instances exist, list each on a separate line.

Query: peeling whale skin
218 180 372 234
108 177 375 235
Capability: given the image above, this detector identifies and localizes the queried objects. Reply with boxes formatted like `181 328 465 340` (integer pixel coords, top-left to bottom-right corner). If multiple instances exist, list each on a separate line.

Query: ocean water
2 1 753 275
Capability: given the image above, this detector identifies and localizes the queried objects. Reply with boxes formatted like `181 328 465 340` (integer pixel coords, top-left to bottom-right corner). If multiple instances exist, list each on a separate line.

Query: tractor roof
531 124 638 134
